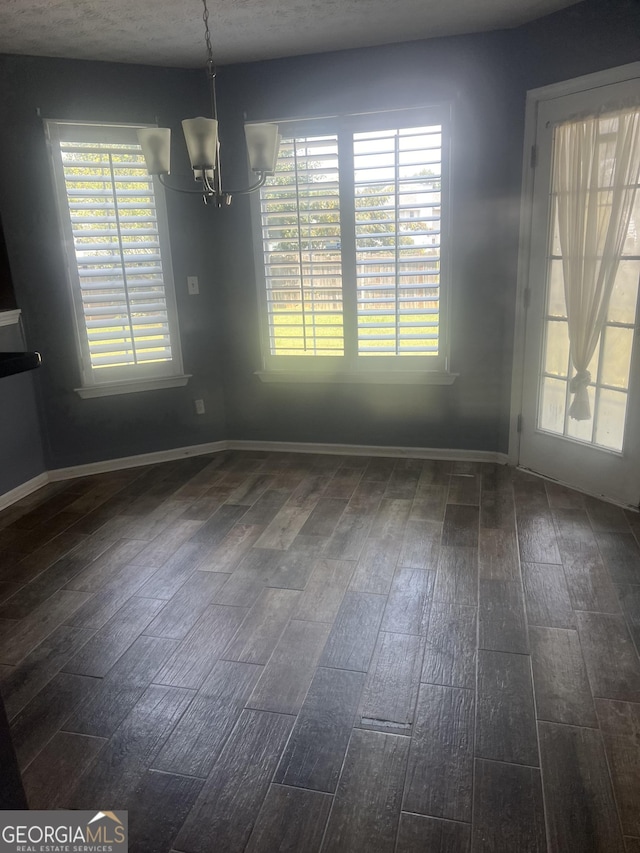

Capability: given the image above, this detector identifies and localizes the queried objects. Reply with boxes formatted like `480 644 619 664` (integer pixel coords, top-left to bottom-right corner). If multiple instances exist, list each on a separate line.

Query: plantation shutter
252 107 450 375
258 134 344 357
353 124 443 356
46 120 182 386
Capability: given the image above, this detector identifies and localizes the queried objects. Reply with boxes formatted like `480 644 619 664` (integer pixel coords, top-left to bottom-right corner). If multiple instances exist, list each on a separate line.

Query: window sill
75 374 191 399
255 370 458 386
0 309 21 327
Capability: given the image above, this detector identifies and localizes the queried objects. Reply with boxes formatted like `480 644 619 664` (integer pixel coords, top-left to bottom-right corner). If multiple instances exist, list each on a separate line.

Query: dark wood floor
1 450 640 852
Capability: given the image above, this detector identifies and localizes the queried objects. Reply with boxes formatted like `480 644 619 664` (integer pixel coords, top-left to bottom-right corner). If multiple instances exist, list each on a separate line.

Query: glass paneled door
519 74 640 507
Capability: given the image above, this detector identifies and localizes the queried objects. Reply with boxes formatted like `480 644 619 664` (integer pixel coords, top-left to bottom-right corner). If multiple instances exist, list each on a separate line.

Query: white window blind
45 121 184 391
259 134 344 356
354 125 442 356
253 107 450 374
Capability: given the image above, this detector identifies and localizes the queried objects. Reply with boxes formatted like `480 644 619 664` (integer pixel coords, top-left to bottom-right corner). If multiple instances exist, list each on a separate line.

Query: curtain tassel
569 369 592 420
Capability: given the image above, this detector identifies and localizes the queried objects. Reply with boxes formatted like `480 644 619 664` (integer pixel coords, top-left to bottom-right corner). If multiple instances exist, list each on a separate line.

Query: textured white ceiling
0 0 581 67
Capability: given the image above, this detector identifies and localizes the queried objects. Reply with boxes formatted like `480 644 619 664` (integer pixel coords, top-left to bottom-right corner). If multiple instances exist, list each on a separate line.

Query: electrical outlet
194 399 205 415
187 276 199 295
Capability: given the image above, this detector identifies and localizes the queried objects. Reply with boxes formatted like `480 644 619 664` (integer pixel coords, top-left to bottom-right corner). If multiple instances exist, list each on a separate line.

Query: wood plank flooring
0 451 639 851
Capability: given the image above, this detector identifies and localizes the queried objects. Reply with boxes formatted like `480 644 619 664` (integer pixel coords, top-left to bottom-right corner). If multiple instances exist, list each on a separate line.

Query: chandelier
136 0 280 207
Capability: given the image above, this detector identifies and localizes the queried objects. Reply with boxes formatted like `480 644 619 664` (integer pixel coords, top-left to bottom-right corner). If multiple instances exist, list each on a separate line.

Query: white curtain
553 106 640 420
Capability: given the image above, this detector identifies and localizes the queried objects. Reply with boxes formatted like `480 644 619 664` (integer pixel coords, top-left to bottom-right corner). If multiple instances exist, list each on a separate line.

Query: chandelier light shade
137 127 171 175
181 117 219 169
135 0 280 206
245 123 281 174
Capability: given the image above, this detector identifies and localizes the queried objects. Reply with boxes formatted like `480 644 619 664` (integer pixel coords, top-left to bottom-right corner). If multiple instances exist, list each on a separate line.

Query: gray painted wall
0 55 228 473
214 0 639 454
0 0 638 498
214 30 520 452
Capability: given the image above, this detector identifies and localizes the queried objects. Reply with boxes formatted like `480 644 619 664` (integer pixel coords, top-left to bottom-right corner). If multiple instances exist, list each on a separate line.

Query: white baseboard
0 472 49 512
0 439 509 511
47 440 230 482
229 439 509 464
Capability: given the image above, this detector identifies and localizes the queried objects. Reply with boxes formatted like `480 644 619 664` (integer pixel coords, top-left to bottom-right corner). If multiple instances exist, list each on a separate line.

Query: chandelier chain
136 0 273 206
202 0 215 73
201 0 218 123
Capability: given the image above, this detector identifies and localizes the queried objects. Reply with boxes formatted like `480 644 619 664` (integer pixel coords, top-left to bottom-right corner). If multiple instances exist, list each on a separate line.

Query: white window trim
75 373 191 398
0 309 21 327
249 105 455 385
255 369 458 385
45 119 188 399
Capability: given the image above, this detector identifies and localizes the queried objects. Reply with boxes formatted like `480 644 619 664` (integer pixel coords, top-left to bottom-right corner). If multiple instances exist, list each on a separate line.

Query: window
537 110 640 452
45 120 187 397
251 107 453 382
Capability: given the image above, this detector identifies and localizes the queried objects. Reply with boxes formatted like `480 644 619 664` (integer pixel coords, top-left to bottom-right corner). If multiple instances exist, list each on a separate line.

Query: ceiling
0 0 582 68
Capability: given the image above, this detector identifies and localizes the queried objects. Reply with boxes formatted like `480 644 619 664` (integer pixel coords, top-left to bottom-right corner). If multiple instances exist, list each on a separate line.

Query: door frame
508 62 640 495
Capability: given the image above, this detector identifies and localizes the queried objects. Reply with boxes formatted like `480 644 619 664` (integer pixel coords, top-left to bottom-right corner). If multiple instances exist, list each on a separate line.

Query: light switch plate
187 276 199 295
